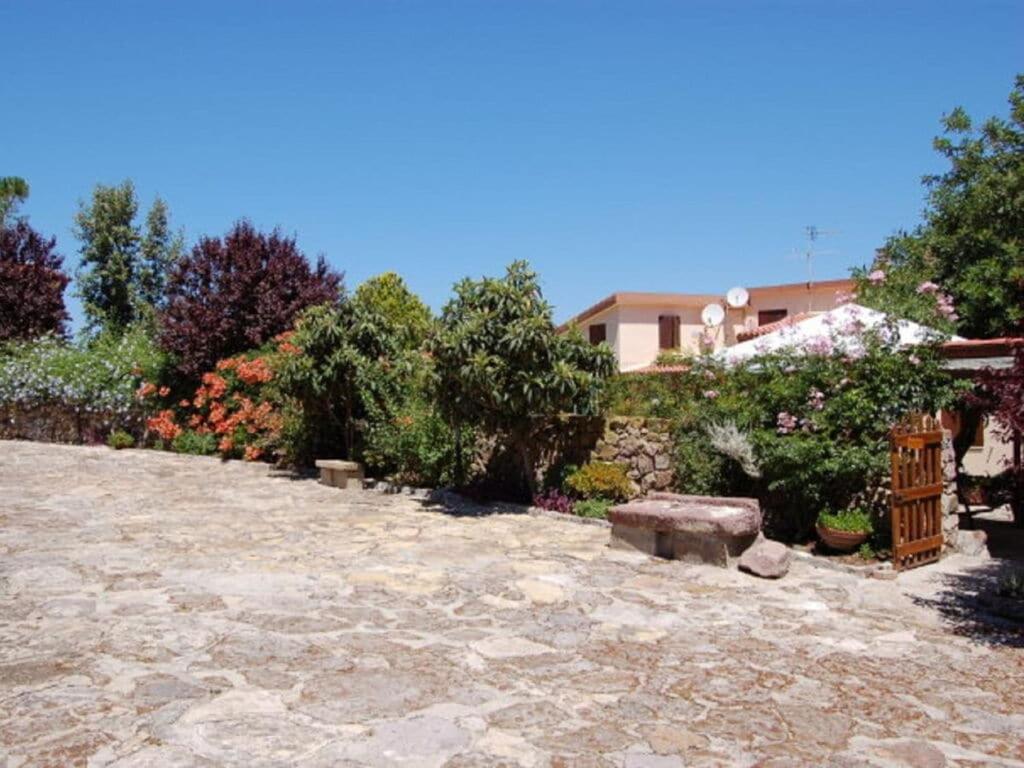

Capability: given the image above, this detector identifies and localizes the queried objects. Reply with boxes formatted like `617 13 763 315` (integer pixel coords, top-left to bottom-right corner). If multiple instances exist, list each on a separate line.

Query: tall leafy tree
276 300 413 464
429 260 615 497
352 272 433 351
0 176 30 226
138 197 184 314
74 180 182 333
75 180 141 333
856 75 1024 338
160 220 342 378
0 220 70 342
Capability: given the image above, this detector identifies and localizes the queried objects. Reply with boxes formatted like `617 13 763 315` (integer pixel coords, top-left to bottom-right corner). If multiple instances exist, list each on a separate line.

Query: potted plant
816 508 873 552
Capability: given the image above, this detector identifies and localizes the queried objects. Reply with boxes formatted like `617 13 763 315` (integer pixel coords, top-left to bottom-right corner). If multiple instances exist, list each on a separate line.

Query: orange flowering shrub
184 354 284 460
147 409 182 441
142 346 288 461
135 331 308 461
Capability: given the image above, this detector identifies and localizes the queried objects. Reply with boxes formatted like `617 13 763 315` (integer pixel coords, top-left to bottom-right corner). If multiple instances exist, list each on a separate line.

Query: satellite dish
726 286 749 308
701 303 725 327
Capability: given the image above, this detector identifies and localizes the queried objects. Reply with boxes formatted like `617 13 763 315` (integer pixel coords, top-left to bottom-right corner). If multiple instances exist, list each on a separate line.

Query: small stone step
315 459 365 490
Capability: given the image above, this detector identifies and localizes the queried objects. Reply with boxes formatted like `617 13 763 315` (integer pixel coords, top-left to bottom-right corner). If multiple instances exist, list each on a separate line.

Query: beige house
562 278 854 372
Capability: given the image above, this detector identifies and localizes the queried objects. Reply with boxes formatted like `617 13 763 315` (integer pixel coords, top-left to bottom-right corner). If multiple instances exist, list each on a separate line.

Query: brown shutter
658 315 680 350
588 324 607 345
758 309 788 326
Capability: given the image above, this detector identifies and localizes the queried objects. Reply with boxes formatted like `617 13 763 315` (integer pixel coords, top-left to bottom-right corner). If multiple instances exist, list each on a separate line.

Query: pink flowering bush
853 259 960 336
606 324 962 541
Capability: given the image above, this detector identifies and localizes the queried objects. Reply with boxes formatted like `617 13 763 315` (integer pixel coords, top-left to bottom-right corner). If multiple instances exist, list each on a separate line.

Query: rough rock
738 537 792 578
952 529 990 558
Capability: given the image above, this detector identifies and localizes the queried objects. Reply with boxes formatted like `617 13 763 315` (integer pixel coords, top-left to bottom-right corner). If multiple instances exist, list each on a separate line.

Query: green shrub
171 429 217 456
429 261 615 500
106 430 135 450
362 395 459 487
574 497 613 519
817 508 873 534
275 301 415 466
564 462 632 501
674 430 735 496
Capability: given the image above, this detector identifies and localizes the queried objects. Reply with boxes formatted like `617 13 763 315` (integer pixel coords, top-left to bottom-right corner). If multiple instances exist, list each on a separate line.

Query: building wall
581 281 851 371
961 418 1014 477
725 282 850 345
615 305 706 369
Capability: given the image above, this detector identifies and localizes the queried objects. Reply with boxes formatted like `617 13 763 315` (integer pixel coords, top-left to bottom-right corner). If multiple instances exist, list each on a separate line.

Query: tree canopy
856 75 1024 339
160 221 342 379
0 176 30 226
74 180 183 334
0 219 70 342
429 260 615 495
352 272 433 351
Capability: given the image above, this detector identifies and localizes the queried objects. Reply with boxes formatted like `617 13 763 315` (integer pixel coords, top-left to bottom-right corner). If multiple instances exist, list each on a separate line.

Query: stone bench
315 459 365 490
607 492 761 566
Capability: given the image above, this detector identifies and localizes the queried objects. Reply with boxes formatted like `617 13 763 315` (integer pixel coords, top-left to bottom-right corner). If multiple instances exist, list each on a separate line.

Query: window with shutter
588 324 607 345
658 315 680 350
758 309 788 326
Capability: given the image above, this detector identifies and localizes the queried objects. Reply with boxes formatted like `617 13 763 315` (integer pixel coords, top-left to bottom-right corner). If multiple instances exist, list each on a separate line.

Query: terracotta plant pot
816 524 869 553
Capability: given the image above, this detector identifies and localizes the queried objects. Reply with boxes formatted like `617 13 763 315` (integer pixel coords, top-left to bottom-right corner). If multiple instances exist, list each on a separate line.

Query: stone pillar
940 429 960 549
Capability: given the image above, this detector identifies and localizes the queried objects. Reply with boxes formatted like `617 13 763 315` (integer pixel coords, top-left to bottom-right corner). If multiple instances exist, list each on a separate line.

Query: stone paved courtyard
1 441 1023 767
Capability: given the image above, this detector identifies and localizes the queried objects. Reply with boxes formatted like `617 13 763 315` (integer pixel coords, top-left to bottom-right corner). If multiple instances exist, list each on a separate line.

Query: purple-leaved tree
159 221 342 378
0 220 70 342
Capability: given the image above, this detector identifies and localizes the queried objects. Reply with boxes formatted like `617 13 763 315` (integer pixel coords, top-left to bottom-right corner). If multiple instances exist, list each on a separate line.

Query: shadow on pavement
911 558 1024 648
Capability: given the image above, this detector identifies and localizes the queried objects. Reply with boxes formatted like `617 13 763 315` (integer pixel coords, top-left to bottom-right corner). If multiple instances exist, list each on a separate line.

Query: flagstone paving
1 440 1022 767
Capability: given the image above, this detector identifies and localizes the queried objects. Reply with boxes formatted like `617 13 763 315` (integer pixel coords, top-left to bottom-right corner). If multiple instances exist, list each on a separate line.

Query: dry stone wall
468 415 675 499
472 414 676 499
0 404 133 445
590 416 674 495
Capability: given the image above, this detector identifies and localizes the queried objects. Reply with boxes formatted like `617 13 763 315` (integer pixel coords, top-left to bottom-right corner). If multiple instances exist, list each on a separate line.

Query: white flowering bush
0 328 165 438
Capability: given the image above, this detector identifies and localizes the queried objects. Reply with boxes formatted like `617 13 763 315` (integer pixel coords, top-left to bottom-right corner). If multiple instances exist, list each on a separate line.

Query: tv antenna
783 225 839 311
800 225 839 285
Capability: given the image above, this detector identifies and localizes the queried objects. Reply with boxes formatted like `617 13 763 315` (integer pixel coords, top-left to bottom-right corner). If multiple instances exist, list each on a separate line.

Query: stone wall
0 404 137 445
590 416 674 495
530 414 675 496
471 414 675 499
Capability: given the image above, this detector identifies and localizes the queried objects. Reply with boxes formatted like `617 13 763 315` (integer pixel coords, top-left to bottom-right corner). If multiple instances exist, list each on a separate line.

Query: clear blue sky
3 1 1021 328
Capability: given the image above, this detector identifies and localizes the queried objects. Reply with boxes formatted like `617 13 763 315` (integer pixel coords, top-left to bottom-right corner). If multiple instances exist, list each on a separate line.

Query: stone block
612 525 666 557
652 470 674 488
315 459 365 490
608 493 761 566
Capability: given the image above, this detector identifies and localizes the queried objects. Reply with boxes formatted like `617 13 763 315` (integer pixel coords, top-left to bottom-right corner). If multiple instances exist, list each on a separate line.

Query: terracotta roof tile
735 311 815 342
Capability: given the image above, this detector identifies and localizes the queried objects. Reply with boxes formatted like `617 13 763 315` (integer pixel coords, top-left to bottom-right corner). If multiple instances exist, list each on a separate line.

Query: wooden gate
890 414 944 570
